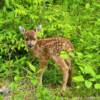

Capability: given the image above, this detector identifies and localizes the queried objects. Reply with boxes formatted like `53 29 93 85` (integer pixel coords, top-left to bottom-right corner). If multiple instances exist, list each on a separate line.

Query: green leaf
31 79 38 85
27 61 36 72
85 3 90 9
60 51 69 59
96 75 100 79
84 66 96 77
73 75 84 82
9 82 18 90
14 76 22 81
37 31 44 38
94 84 100 89
85 80 92 88
76 52 83 58
89 78 96 82
79 66 84 73
5 0 10 8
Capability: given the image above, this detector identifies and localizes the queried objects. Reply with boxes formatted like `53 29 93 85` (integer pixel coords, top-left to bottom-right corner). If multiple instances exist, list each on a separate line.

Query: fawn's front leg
37 59 47 85
52 55 70 91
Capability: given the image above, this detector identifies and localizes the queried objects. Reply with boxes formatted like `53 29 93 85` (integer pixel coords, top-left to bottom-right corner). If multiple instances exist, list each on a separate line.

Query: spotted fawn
19 25 74 91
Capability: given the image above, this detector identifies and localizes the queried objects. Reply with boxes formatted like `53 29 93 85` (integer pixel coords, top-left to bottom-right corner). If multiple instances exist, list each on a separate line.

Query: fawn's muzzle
28 44 33 48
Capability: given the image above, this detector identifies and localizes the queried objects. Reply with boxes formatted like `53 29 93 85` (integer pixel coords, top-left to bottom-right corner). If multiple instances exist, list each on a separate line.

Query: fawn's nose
27 41 33 48
28 44 33 48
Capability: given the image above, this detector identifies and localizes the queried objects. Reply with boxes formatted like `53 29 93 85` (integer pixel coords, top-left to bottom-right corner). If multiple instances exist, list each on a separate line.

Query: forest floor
0 79 100 100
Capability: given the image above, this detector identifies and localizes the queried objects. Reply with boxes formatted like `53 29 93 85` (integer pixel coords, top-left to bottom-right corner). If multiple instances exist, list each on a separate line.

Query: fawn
19 25 74 91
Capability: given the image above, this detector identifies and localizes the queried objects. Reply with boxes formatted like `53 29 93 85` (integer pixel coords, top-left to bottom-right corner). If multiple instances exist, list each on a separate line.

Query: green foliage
94 84 100 89
27 61 36 72
60 51 69 59
0 0 100 98
85 80 92 89
73 75 84 82
35 86 53 100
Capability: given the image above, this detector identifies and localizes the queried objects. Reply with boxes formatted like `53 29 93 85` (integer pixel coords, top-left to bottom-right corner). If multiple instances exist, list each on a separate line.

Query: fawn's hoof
62 86 66 91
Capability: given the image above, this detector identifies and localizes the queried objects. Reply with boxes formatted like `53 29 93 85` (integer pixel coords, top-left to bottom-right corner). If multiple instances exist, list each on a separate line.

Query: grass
0 78 100 100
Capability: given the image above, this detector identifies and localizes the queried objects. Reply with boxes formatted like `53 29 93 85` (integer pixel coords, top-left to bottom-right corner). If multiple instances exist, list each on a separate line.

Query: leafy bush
0 0 100 98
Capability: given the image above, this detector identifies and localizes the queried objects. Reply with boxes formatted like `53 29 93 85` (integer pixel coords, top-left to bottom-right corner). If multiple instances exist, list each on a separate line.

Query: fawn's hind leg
65 59 72 86
52 55 70 91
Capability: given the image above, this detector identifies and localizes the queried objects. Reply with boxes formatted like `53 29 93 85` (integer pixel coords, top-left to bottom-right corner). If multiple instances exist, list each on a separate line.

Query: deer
19 25 74 91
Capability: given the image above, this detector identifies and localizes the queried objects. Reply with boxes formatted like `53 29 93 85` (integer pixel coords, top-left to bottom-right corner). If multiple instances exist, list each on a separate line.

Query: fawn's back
32 37 73 59
19 27 74 60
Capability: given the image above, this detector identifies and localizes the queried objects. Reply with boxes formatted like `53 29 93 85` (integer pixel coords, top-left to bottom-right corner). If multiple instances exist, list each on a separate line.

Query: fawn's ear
19 26 25 34
36 24 42 32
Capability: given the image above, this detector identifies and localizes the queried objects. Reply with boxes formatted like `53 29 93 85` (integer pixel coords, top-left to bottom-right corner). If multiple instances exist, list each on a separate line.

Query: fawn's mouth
27 41 37 49
28 44 34 48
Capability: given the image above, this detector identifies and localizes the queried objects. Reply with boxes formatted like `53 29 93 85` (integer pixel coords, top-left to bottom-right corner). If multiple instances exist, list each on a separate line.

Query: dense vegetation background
0 0 100 99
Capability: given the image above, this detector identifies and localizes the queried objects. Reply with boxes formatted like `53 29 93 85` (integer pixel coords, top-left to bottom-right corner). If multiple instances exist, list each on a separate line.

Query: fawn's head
19 25 42 48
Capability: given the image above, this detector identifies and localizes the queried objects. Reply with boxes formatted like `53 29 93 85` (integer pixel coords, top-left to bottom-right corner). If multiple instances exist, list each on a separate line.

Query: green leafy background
0 0 100 99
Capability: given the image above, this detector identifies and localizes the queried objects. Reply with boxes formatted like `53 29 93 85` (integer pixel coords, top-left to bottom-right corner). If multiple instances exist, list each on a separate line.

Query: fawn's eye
25 38 28 41
30 37 35 40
